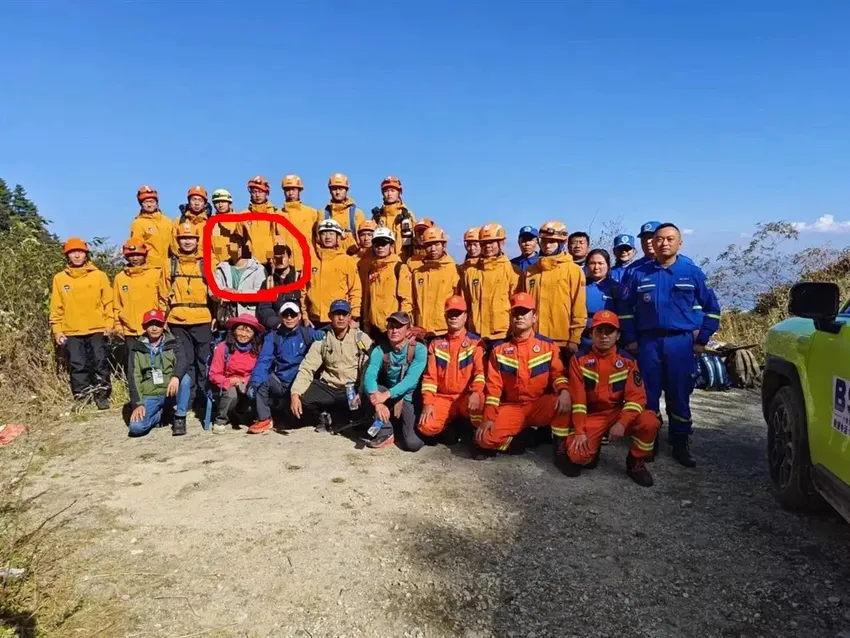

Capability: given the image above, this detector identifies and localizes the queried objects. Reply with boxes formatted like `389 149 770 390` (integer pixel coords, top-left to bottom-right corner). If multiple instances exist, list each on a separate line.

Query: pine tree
10 184 47 228
0 178 11 232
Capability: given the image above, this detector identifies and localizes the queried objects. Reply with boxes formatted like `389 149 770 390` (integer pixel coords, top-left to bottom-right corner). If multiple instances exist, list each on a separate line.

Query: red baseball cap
510 292 535 311
591 310 620 329
142 309 166 326
444 295 467 312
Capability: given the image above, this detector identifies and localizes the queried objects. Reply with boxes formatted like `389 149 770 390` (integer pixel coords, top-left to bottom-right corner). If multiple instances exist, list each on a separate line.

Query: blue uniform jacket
585 277 618 327
622 253 694 286
249 326 324 390
618 256 721 346
363 340 427 403
609 261 633 283
510 253 539 273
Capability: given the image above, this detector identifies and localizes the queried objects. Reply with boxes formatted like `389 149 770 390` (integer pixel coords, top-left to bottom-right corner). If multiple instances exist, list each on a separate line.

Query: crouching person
363 311 426 451
247 302 322 434
417 296 485 446
208 314 264 434
474 293 571 459
289 300 372 432
557 310 659 486
128 310 192 437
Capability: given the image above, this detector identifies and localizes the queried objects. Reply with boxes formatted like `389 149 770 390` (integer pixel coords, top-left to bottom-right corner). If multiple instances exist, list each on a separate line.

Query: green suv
762 281 850 522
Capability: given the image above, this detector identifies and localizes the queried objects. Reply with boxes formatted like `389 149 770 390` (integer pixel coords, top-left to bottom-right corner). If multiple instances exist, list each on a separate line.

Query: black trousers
214 386 253 425
300 379 368 428
169 324 212 390
256 375 299 424
65 334 111 399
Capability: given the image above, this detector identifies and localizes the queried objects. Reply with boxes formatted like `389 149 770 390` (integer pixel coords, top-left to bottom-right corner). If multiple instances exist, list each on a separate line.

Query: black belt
642 329 689 337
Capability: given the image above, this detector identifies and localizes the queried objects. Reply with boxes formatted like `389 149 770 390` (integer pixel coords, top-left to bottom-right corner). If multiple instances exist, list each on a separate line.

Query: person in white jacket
213 227 266 320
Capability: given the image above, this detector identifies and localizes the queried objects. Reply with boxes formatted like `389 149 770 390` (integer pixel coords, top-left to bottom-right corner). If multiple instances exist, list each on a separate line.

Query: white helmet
372 227 395 242
317 219 344 236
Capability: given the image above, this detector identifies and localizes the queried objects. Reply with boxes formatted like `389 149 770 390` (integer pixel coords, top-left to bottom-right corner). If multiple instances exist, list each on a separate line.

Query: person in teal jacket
363 311 427 451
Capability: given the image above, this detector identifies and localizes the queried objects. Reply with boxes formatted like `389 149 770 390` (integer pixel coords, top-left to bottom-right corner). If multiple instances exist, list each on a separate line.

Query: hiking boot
315 412 332 433
211 423 228 435
95 395 110 410
507 429 535 455
626 454 654 487
247 419 272 435
585 450 601 470
600 434 610 446
554 454 582 477
531 427 552 447
365 432 395 449
671 435 697 468
437 423 459 446
172 416 187 436
471 445 494 461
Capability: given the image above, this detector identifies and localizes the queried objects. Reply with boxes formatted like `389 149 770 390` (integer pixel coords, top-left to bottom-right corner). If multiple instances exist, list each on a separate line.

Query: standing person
410 226 460 338
212 226 266 320
370 176 417 261
623 221 695 285
256 244 300 331
355 221 377 307
279 175 319 277
461 222 518 344
475 293 571 459
207 314 264 434
171 186 211 257
304 219 362 329
609 234 636 282
247 302 322 434
558 310 659 486
582 248 618 350
568 231 590 270
127 309 192 437
519 220 587 360
113 239 168 358
209 189 243 267
417 296 486 445
320 173 366 255
50 238 114 409
242 176 280 266
619 223 721 467
407 218 435 269
363 311 427 450
129 185 172 268
364 227 413 340
289 300 373 431
459 227 481 279
164 222 213 415
510 226 539 273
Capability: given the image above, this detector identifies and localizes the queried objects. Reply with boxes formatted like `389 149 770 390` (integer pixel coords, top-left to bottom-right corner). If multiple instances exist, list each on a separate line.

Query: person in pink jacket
208 314 264 433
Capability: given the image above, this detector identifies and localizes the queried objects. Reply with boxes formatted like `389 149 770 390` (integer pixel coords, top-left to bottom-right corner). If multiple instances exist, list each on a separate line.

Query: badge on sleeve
462 341 469 348
633 371 642 386
533 345 541 353
643 293 652 303
615 359 624 369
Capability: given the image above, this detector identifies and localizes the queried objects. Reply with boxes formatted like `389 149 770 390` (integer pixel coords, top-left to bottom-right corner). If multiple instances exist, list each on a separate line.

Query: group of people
49 174 722 487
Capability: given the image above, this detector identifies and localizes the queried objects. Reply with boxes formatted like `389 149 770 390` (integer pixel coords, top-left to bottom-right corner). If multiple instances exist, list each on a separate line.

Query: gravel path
17 389 850 637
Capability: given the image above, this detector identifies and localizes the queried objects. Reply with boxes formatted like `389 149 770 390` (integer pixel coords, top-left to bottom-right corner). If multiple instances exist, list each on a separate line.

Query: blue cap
518 225 538 238
638 221 661 238
329 299 352 315
614 234 635 249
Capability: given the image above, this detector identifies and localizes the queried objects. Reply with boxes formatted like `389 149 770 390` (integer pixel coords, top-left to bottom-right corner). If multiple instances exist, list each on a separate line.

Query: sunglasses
445 310 465 319
281 311 299 319
511 308 532 318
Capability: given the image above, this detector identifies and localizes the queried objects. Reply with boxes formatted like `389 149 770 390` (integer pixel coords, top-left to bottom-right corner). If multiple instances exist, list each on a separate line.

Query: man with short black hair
510 226 539 273
568 231 590 269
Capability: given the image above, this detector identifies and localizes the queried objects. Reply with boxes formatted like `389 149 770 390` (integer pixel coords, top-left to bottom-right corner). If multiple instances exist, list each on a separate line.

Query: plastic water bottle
367 418 384 438
345 382 358 410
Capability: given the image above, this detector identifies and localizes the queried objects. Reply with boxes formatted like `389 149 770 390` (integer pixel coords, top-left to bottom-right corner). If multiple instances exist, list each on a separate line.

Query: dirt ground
10 388 850 638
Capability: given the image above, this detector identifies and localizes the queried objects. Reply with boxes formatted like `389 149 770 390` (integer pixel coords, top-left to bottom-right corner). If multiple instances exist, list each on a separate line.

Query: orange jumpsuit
418 329 485 436
564 348 659 464
480 333 570 450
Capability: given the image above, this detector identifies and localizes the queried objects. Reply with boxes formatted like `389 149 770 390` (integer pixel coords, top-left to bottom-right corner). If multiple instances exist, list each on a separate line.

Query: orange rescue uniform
520 252 587 347
419 329 485 436
318 198 366 255
129 210 172 267
461 255 519 340
113 265 167 336
564 348 659 464
364 254 413 333
304 246 362 323
480 333 570 450
279 201 319 274
410 255 460 337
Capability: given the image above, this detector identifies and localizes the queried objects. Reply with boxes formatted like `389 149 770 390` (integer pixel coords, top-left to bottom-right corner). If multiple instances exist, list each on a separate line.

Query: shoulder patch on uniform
583 358 597 367
466 331 482 341
489 338 506 349
633 370 642 386
502 345 515 355
617 349 637 362
63 284 71 292
534 333 554 343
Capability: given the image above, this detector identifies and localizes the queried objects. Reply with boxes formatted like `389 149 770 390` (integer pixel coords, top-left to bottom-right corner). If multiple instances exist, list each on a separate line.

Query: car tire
767 385 824 511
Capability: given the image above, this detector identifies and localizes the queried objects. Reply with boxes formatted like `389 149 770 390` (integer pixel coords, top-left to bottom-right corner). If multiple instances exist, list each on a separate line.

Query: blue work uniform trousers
128 374 192 437
637 331 695 436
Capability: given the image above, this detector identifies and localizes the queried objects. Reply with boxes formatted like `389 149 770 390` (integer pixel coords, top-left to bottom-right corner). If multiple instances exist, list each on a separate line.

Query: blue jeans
128 375 192 437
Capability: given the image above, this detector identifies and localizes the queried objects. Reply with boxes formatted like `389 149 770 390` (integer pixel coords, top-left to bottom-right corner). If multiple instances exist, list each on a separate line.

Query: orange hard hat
421 226 447 244
510 292 536 311
357 220 377 234
328 173 350 189
414 217 435 232
479 222 506 242
63 237 89 254
281 174 304 190
187 185 208 200
381 176 403 192
463 227 481 243
591 309 620 330
175 222 199 238
539 220 569 241
122 239 149 256
248 176 270 193
137 185 158 202
444 295 467 312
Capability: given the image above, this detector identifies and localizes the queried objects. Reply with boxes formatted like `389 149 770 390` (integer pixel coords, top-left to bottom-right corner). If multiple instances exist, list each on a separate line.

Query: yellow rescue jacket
49 263 113 337
318 198 366 255
280 201 319 274
171 211 209 257
520 252 587 346
304 246 362 322
461 254 519 340
210 215 246 267
129 210 173 268
411 254 460 337
365 254 413 333
163 253 211 325
242 202 280 265
372 202 417 260
113 265 167 336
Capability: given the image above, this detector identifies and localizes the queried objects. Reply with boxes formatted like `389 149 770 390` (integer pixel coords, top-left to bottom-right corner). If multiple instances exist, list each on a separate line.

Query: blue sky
1 0 848 263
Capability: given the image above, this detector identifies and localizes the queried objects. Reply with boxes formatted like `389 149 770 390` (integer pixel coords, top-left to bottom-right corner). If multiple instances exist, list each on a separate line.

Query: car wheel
767 385 822 511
